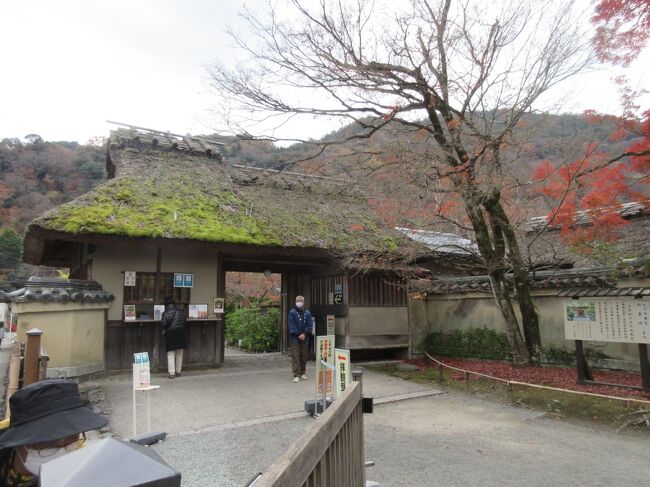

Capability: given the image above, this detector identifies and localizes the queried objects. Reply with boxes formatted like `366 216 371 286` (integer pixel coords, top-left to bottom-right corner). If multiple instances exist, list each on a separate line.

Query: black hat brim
0 406 108 449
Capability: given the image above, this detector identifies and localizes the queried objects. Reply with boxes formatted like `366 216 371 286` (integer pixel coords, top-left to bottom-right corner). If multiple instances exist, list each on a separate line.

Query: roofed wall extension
412 263 650 297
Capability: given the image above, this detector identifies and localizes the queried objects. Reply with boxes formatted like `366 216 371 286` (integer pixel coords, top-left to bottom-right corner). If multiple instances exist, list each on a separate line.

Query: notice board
564 299 649 344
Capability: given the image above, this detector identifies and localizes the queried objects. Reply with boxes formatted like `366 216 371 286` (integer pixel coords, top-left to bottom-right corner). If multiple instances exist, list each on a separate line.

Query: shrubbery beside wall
225 306 280 352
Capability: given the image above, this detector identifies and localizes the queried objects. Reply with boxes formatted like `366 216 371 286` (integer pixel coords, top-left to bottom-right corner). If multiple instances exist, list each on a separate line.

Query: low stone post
5 343 22 419
24 328 43 386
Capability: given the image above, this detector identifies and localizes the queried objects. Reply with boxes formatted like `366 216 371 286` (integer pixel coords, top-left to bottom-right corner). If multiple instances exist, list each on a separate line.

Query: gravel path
93 352 649 486
153 416 312 487
151 389 649 487
364 394 650 487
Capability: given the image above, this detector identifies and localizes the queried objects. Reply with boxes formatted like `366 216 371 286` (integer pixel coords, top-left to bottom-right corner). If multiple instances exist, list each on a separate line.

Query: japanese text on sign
316 335 335 398
326 315 335 335
335 348 351 398
174 273 194 288
564 299 649 344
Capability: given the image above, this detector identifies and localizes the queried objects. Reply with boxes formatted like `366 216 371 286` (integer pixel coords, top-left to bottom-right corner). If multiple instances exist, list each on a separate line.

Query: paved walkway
100 350 441 438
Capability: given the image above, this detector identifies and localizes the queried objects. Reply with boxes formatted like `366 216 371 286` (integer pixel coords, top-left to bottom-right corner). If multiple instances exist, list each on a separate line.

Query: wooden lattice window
123 272 190 320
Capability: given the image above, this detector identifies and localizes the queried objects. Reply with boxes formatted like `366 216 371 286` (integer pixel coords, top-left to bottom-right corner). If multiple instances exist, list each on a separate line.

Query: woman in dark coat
161 297 187 379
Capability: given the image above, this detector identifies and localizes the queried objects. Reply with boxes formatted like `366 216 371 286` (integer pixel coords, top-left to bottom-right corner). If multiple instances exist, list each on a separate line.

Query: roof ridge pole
106 120 226 146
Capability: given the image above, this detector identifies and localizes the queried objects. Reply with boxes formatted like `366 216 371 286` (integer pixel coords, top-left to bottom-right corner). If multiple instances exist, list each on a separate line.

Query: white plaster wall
416 293 642 362
92 243 219 321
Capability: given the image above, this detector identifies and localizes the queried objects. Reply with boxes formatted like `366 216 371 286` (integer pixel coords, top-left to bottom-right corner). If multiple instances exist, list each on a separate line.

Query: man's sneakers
301 374 308 380
293 376 300 383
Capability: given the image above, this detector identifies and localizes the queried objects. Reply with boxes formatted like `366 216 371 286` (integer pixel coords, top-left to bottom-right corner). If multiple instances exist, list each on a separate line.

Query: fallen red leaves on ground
410 357 650 400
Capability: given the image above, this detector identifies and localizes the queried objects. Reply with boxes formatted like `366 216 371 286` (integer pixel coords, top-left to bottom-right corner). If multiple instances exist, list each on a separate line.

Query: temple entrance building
20 126 444 373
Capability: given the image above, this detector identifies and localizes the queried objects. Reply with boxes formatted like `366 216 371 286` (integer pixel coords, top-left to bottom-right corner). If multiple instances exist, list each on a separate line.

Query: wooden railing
256 381 365 487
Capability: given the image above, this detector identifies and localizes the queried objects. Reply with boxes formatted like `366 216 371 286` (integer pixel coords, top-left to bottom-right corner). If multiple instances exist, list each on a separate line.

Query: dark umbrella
39 437 181 487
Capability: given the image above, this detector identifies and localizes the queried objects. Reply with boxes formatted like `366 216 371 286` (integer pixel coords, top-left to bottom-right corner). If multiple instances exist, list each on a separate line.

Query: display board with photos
564 299 649 344
188 304 209 319
122 272 190 321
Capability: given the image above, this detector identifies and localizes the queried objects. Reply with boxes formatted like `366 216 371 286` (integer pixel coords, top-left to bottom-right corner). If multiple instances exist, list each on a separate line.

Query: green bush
419 327 512 360
225 306 280 352
542 345 610 365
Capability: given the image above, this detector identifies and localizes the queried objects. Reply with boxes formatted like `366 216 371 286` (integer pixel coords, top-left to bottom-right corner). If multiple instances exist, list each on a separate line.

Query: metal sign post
132 353 160 437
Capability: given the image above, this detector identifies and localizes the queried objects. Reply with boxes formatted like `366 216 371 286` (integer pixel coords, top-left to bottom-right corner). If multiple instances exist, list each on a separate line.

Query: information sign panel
564 299 649 344
316 335 335 398
124 271 136 287
174 273 194 288
334 348 351 398
132 352 150 388
326 315 335 335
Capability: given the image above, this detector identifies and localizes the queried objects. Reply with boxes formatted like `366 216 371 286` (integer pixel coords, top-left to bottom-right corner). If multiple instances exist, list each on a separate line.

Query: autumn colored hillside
1 113 640 237
0 112 642 267
0 136 105 232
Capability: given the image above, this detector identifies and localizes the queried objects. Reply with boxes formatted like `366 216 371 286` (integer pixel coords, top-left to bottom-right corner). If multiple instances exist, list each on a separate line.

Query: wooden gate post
574 340 593 383
24 328 43 386
639 344 650 391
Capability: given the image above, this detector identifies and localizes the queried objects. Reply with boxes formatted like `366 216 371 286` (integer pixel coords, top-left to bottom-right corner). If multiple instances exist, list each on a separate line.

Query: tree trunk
462 196 530 365
487 271 530 367
490 202 542 362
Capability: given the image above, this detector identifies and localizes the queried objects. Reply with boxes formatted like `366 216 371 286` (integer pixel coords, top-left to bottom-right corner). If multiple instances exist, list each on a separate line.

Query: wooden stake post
639 344 650 390
574 340 594 383
24 328 43 386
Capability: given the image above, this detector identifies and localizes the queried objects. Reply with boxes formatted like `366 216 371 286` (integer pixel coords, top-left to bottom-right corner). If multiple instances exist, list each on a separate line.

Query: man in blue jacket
288 295 313 383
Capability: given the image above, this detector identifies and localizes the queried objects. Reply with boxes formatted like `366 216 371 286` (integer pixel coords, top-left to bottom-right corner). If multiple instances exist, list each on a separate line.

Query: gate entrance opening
224 271 282 354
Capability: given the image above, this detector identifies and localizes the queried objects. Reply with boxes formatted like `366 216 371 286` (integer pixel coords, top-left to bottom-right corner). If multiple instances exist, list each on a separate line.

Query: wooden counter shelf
122 318 222 323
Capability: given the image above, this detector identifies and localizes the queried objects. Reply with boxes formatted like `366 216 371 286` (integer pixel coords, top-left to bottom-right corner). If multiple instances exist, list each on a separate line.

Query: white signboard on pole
133 352 151 388
564 299 649 344
334 348 351 398
316 335 335 399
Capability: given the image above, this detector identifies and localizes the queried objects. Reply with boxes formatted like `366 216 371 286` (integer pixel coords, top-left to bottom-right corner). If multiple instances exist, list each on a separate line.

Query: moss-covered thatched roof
24 129 427 263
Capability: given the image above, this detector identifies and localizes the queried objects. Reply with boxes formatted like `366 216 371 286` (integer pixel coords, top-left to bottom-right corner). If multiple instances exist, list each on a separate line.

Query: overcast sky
1 0 648 144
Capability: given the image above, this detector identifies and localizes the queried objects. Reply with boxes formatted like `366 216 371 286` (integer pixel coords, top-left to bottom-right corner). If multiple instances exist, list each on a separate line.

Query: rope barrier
423 352 650 406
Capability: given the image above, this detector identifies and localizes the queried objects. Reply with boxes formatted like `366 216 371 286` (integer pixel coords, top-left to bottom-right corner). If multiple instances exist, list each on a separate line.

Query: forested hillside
0 113 632 234
0 136 105 232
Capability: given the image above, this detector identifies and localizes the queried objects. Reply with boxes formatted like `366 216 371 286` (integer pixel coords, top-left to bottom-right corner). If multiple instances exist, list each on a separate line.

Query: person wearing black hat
0 379 108 486
161 297 188 379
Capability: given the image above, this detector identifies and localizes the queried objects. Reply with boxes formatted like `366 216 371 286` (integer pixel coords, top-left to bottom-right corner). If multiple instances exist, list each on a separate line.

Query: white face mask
296 302 304 309
19 440 84 474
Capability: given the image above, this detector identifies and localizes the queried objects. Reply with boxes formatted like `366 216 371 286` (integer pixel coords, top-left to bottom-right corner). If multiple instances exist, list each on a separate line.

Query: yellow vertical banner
334 348 351 398
316 335 335 398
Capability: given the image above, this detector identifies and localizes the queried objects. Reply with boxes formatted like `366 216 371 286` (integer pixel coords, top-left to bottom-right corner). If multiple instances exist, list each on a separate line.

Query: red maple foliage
531 148 645 248
592 0 650 67
531 1 650 250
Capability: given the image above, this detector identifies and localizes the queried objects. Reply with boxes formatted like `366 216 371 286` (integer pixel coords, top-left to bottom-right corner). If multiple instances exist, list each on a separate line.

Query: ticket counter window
123 272 190 320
